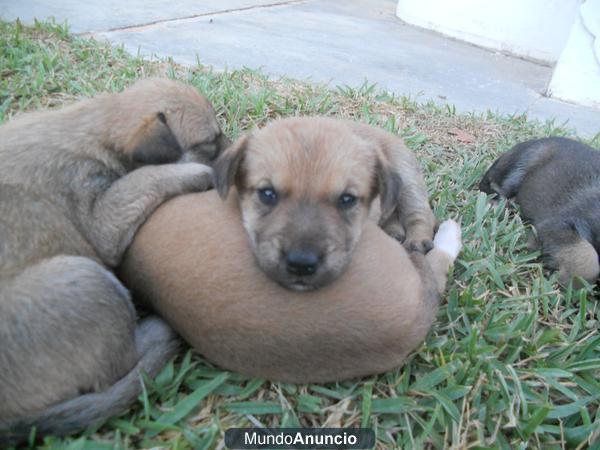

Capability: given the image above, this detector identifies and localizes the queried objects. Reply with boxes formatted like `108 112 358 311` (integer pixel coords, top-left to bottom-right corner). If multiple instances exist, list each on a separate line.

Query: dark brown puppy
120 191 461 383
214 117 436 291
0 78 229 444
480 137 600 284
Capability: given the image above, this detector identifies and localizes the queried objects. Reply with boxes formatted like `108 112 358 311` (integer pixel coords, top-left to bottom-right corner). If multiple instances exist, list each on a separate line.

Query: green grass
2 18 600 450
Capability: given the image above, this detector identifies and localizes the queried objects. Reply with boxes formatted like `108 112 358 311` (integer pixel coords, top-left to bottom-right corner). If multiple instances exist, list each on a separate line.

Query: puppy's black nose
286 249 319 276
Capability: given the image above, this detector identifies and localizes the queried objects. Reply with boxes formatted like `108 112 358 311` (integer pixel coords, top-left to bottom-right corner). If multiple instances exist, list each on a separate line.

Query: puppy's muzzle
285 248 320 277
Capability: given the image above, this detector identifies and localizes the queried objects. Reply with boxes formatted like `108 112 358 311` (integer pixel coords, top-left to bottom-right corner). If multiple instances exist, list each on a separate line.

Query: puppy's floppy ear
213 134 249 199
126 113 183 166
375 157 403 223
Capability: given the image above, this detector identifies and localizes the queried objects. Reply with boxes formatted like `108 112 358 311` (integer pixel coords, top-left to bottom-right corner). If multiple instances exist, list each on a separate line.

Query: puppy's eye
338 193 357 209
258 187 278 206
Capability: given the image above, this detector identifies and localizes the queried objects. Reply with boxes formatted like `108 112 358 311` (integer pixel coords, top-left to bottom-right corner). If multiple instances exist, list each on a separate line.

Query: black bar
225 428 375 449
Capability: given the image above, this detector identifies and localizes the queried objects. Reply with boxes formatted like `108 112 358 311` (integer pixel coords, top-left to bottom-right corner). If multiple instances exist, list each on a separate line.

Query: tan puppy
0 78 229 444
120 191 461 382
214 117 436 291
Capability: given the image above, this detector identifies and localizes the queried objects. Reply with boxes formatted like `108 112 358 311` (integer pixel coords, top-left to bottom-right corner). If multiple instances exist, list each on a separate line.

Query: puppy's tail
409 220 462 324
0 316 180 446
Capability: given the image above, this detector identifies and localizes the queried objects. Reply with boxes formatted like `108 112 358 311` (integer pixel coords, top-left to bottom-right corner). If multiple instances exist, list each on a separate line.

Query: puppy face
479 157 505 197
120 79 231 168
214 118 401 291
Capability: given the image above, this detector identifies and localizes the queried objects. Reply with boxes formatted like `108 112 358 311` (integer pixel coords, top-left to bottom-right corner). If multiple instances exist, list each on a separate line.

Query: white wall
396 0 579 64
548 0 600 109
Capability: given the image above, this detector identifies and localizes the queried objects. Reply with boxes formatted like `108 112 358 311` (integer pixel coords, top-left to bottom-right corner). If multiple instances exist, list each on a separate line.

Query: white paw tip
433 219 462 260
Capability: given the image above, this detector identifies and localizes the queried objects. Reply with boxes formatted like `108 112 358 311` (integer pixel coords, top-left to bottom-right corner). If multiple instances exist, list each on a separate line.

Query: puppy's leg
86 163 213 266
350 121 435 252
387 152 436 253
402 188 435 252
405 220 461 338
2 318 179 444
379 218 406 243
377 172 435 252
537 222 599 285
0 256 136 419
0 256 179 443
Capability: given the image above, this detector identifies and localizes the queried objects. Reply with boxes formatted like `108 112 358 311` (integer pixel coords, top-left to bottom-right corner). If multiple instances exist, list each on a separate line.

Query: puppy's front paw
383 221 434 253
382 221 406 243
177 162 214 192
405 237 434 254
433 219 462 260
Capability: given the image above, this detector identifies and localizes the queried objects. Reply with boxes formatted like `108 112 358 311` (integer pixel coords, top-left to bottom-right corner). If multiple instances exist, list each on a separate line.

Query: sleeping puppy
0 78 229 444
480 137 600 284
213 116 436 291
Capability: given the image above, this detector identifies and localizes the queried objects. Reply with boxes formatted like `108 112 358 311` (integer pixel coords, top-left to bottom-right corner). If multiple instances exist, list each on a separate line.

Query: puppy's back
513 138 600 222
480 138 600 220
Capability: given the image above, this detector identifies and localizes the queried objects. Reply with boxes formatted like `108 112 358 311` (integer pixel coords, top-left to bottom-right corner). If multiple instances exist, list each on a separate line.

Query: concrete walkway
2 0 599 137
